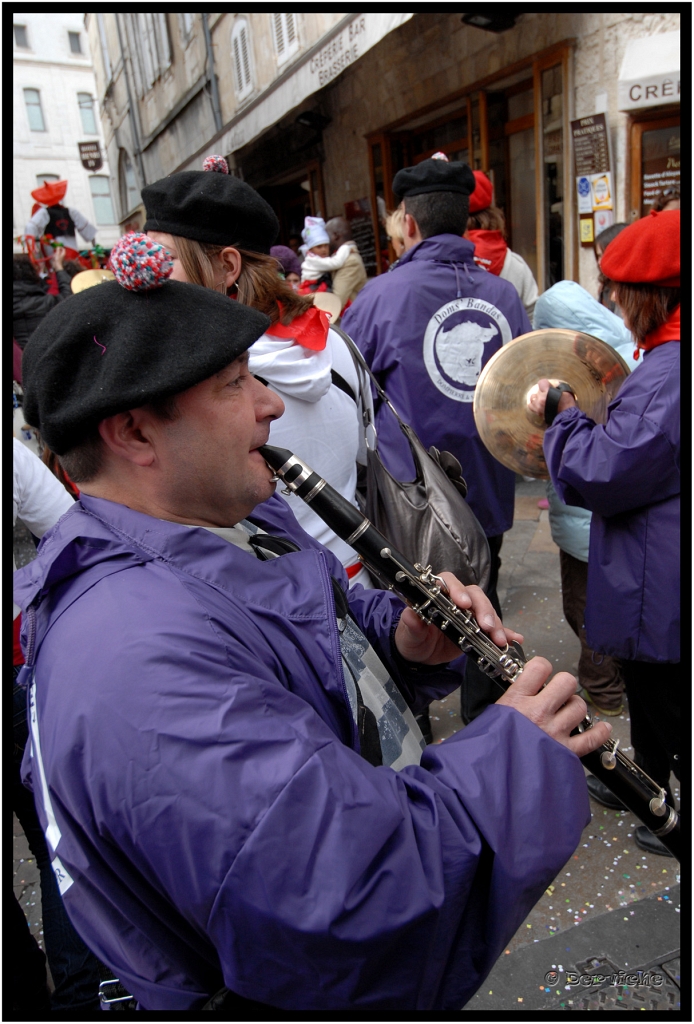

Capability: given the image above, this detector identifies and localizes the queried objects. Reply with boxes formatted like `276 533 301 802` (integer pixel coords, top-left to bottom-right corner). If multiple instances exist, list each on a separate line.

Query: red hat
31 180 68 207
600 209 680 287
468 171 493 213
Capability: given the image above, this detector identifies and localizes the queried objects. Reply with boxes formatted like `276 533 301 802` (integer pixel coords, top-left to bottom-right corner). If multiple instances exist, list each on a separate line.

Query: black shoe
634 825 674 857
586 774 627 811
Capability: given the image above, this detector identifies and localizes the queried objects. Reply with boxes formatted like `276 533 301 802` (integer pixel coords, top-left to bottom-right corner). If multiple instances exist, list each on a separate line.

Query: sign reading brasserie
78 141 103 171
571 114 614 245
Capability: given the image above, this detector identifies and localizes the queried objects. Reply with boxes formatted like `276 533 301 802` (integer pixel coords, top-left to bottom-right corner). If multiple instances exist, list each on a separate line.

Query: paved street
13 478 680 1010
430 477 681 1010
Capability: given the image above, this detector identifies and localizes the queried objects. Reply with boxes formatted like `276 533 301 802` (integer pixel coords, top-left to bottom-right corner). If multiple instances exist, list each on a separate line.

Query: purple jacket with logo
14 492 588 1011
544 342 679 662
341 236 531 537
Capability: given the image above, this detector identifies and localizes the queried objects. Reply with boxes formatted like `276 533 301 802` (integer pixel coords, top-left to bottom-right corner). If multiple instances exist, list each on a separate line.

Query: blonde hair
172 235 313 326
385 207 405 247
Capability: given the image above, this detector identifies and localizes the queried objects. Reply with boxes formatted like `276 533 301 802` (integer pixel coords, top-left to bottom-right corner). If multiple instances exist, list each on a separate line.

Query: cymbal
310 290 342 323
70 269 115 293
473 329 631 479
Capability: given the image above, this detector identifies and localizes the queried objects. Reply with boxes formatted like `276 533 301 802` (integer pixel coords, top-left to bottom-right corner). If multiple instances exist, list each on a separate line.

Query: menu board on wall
344 198 377 275
571 113 614 245
641 124 680 213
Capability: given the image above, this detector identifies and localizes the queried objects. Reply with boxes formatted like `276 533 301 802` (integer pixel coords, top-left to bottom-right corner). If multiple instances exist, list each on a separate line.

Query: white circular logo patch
423 297 511 402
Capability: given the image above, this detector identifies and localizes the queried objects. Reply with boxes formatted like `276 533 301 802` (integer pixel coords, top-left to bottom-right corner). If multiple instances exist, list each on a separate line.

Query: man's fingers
549 692 590 734
502 656 552 697
539 673 583 715
564 720 613 758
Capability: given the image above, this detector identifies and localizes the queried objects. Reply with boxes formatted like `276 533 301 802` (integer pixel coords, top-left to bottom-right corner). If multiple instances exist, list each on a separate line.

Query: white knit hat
301 216 330 251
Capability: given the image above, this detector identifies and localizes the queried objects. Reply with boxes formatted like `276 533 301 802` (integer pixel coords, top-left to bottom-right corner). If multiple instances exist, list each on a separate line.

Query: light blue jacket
532 281 639 561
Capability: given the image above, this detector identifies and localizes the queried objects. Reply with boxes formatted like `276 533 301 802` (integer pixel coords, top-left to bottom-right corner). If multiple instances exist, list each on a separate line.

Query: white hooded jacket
248 327 374 586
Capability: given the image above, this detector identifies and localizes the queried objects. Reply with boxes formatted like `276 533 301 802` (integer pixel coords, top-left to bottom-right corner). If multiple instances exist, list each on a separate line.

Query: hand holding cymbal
527 378 577 419
473 329 630 479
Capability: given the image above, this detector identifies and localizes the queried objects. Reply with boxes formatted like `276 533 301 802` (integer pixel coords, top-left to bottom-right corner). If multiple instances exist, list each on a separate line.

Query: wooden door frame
306 158 326 220
628 109 680 220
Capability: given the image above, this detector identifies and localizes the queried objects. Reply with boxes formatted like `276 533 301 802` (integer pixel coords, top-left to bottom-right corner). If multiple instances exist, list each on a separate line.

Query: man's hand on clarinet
394 576 523 666
496 657 612 756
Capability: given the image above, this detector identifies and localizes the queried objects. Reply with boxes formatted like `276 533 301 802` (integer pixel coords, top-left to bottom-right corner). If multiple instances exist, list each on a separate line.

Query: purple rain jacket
14 491 589 1012
544 342 680 663
341 235 532 538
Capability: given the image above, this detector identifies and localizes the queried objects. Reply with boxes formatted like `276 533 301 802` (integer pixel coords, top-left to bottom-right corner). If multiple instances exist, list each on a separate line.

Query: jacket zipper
24 603 37 668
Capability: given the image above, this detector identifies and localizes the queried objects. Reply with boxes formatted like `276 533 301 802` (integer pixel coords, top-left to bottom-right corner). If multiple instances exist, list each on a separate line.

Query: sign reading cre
78 141 103 171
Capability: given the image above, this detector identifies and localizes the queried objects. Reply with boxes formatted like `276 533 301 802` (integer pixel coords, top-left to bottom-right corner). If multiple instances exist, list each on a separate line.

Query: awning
184 13 413 169
618 30 680 111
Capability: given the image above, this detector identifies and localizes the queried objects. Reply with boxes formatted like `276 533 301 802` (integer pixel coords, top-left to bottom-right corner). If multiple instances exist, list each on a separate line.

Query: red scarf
634 305 680 361
467 229 508 277
265 303 330 351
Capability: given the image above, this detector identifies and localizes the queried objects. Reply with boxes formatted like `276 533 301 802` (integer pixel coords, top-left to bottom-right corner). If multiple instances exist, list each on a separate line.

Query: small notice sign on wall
78 141 103 171
571 114 614 246
344 198 377 276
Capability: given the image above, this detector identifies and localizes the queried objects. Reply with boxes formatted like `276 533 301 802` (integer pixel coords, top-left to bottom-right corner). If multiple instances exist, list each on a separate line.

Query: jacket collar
397 234 477 267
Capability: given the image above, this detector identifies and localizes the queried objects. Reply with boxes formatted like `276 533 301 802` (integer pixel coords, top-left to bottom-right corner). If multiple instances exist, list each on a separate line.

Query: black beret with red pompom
22 234 270 453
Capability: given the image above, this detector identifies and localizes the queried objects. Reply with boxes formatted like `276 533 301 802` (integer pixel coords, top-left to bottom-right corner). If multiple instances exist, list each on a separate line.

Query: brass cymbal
70 269 115 293
473 329 631 479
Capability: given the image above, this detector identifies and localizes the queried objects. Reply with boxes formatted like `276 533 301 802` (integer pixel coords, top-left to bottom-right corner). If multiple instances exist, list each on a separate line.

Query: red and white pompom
431 151 450 162
108 233 174 291
202 154 229 174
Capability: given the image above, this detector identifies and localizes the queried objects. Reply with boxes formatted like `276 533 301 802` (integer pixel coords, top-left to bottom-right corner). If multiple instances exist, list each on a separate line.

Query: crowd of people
12 152 679 1013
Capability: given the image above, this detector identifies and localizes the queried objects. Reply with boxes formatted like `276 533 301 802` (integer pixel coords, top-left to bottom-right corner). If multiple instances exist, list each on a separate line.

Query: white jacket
248 327 374 587
499 249 539 319
13 438 74 617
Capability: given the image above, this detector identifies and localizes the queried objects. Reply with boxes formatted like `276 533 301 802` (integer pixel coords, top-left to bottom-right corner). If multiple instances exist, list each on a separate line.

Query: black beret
143 171 279 254
22 281 270 454
393 159 476 199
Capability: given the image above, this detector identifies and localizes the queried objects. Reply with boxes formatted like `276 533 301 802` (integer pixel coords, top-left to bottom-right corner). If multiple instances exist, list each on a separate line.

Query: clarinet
260 444 680 860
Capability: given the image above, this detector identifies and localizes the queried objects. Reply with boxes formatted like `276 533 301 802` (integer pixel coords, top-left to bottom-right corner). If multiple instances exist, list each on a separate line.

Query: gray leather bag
333 326 491 592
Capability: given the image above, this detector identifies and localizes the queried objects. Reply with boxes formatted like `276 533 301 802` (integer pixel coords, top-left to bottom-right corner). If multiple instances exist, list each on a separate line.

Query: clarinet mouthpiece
258 445 295 473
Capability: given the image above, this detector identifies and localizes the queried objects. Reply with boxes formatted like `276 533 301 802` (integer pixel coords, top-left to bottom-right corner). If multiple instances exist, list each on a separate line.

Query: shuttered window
232 19 252 99
273 13 298 63
129 13 172 94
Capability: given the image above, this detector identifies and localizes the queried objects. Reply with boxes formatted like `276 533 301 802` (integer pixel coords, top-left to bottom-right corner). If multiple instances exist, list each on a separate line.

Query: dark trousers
13 667 102 1012
620 659 680 797
461 534 504 723
559 550 625 710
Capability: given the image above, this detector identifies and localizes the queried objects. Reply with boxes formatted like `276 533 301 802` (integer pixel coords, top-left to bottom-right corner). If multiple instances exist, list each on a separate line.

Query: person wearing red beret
527 209 680 857
465 170 539 318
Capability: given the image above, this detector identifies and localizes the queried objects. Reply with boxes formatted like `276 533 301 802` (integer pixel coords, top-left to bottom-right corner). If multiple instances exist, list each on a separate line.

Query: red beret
600 209 680 287
468 171 493 213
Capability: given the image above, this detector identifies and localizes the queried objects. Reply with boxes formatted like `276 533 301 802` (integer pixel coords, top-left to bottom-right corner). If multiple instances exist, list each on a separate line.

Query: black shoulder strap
330 369 357 404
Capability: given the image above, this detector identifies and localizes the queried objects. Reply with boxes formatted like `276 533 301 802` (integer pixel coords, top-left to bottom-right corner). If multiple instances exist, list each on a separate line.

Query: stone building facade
86 11 679 295
13 13 120 252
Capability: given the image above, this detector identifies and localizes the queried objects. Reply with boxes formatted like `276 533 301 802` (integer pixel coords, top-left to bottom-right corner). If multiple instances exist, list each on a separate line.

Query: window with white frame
24 89 46 132
272 13 298 63
14 24 29 49
68 31 82 55
178 13 195 43
36 174 59 187
78 94 98 135
90 176 115 225
232 19 253 100
127 14 172 95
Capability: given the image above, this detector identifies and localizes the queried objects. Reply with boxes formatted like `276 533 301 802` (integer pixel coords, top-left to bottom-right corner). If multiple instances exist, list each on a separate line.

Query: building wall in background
13 12 120 251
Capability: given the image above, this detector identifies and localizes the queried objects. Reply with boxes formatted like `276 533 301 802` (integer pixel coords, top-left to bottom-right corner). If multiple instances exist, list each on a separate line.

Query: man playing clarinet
14 235 610 1012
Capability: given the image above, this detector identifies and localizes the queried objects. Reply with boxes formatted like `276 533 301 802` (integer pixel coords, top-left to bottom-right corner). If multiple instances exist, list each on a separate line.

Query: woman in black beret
143 157 374 587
